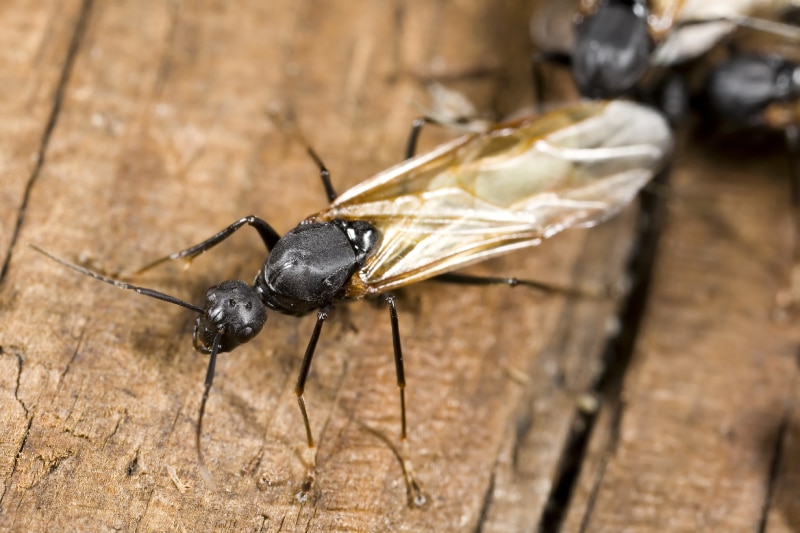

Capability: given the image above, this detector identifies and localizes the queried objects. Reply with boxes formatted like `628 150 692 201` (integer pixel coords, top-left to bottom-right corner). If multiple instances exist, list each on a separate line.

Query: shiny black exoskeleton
533 0 690 123
701 51 800 204
193 279 268 354
255 220 379 316
572 0 652 98
34 124 423 506
192 219 380 354
706 53 800 127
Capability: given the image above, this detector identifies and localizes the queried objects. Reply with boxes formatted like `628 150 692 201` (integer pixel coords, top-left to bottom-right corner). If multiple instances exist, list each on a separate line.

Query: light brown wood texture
561 139 800 532
0 1 797 532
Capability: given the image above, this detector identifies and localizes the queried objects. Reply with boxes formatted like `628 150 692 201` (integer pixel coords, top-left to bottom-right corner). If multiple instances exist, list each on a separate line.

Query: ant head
572 1 652 98
193 280 267 354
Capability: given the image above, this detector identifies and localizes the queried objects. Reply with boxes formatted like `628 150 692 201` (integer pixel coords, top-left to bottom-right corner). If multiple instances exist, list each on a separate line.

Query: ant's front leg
126 215 280 277
268 109 339 202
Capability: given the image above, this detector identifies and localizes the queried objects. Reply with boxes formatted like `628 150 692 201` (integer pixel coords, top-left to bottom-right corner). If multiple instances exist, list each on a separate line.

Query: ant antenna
29 244 223 484
29 244 204 314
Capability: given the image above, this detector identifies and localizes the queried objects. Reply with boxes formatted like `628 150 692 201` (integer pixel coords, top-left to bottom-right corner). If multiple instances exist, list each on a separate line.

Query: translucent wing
650 0 800 65
308 100 673 296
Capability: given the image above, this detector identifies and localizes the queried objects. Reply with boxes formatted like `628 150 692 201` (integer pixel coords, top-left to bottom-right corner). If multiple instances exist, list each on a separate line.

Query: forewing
310 100 673 296
650 0 800 65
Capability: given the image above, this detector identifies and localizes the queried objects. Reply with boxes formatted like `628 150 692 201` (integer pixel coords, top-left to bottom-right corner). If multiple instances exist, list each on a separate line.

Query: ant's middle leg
127 215 280 277
293 305 332 500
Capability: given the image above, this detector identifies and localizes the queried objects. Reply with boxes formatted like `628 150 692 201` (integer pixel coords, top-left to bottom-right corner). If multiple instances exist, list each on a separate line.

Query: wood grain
2 1 795 532
561 139 800 532
0 1 640 531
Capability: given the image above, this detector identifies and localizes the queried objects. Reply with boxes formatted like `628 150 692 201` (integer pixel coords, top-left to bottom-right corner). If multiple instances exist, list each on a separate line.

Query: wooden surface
0 1 797 532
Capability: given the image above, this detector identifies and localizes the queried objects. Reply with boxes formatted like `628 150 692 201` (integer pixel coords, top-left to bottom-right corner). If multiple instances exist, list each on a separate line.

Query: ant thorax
255 219 380 316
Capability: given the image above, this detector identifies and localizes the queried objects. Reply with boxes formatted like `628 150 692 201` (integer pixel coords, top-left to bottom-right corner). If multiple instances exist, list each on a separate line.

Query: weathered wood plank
477 205 641 533
562 138 800 532
765 375 800 532
0 0 86 271
0 1 644 531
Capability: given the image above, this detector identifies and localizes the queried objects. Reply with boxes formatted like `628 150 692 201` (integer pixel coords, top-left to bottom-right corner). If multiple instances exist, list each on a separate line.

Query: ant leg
302 144 337 202
432 272 610 299
267 109 338 201
778 126 800 311
293 305 332 500
383 293 427 508
404 111 488 160
30 245 205 313
531 50 572 112
127 215 280 277
405 117 430 160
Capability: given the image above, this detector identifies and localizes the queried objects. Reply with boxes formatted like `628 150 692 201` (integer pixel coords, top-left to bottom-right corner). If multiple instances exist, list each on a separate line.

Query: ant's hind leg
125 216 280 277
432 272 611 299
383 293 427 508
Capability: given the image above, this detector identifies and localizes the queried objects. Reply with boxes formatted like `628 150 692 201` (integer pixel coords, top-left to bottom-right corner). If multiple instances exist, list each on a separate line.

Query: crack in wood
538 166 671 532
2 346 30 417
0 417 33 510
576 396 625 533
0 0 94 284
473 469 496 533
757 373 795 533
152 0 182 100
133 399 185 531
0 346 32 510
102 410 127 451
510 402 533 472
57 329 86 393
13 351 28 417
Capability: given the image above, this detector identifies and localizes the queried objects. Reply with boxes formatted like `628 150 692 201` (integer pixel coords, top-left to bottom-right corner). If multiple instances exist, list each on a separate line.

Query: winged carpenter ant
33 98 672 505
530 0 800 122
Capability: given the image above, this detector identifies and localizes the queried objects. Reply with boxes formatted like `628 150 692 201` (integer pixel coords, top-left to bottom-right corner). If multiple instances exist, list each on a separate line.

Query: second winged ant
700 25 800 310
702 18 800 148
34 99 673 505
530 0 800 121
